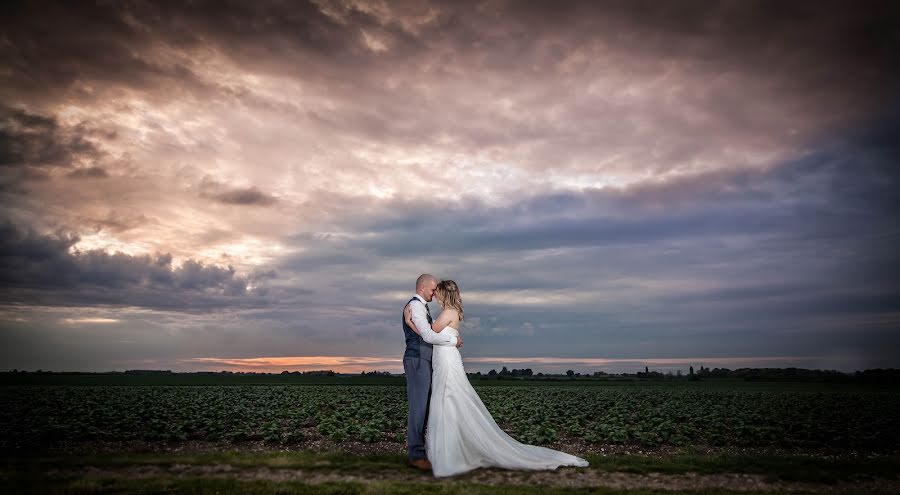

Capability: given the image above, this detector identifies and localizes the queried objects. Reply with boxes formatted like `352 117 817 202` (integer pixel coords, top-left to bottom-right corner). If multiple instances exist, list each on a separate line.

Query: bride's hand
404 305 418 334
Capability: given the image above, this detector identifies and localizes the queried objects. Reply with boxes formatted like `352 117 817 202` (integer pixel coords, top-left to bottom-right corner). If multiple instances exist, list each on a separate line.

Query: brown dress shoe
408 458 431 470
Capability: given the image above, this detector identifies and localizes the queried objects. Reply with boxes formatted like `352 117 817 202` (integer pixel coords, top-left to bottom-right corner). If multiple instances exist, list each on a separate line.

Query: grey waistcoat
402 296 433 361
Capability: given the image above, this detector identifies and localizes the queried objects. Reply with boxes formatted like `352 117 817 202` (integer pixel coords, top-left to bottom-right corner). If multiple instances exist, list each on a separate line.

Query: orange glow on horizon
182 354 829 374
185 356 405 374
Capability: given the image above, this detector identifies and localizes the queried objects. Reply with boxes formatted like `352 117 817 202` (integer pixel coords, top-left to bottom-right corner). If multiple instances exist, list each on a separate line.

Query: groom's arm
410 300 458 347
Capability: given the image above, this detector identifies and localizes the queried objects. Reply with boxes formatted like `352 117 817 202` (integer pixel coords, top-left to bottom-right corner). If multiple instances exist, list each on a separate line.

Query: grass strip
1 474 892 495
583 452 900 484
3 449 899 484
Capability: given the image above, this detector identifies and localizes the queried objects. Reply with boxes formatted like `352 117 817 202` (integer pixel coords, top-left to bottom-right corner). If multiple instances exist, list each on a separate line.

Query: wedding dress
426 326 590 477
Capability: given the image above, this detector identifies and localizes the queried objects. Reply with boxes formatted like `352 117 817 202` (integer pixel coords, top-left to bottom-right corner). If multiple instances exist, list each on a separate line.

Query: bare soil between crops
21 461 900 493
26 437 900 461
5 439 900 493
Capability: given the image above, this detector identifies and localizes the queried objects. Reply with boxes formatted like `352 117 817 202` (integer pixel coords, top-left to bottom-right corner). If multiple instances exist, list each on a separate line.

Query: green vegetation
3 379 899 494
3 383 899 451
3 370 896 389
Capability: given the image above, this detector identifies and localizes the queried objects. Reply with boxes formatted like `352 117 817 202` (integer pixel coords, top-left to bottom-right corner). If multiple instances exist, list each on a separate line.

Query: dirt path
35 462 900 493
9 441 899 493
37 437 898 460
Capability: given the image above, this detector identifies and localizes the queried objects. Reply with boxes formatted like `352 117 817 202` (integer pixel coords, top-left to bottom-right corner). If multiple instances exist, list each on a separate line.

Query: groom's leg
423 359 432 426
404 356 429 461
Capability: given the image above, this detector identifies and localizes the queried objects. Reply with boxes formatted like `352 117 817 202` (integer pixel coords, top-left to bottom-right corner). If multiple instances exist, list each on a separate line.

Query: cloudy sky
1 0 898 375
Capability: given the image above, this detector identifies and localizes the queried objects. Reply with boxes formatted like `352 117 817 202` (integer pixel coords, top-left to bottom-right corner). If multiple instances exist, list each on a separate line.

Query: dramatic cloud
197 177 279 206
0 220 273 310
66 166 110 179
0 105 107 168
0 0 897 373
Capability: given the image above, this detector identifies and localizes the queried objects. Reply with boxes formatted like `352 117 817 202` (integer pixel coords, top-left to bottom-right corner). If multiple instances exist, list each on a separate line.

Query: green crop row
2 385 898 450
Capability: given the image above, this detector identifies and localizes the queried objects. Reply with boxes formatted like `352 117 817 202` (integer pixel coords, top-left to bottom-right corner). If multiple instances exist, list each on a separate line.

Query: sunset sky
1 0 898 375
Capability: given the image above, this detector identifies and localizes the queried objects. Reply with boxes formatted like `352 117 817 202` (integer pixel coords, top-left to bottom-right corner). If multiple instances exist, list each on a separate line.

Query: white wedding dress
426 326 590 477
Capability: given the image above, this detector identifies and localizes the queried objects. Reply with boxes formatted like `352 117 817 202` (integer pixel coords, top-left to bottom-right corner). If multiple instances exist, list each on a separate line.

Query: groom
403 273 463 470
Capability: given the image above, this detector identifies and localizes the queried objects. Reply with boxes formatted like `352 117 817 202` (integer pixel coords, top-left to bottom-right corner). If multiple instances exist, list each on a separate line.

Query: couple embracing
401 273 589 477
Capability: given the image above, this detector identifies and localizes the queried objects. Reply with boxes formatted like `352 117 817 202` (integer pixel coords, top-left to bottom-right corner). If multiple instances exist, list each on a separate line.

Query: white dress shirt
409 294 458 347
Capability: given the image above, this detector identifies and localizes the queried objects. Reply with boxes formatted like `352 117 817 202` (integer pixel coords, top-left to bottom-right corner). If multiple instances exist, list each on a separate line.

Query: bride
405 279 589 477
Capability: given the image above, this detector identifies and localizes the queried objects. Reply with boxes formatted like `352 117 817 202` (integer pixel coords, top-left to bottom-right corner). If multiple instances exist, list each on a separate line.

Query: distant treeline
4 367 899 383
464 366 900 383
468 366 900 383
685 366 900 383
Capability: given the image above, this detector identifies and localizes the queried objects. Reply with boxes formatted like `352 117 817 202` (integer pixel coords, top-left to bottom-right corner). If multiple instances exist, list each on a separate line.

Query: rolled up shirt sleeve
410 299 457 347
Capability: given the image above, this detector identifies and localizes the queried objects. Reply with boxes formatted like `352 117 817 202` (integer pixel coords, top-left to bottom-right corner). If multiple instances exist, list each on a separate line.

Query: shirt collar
413 294 427 304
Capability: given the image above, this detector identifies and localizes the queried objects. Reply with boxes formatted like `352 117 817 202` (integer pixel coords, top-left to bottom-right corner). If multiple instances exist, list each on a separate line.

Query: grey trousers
403 356 432 460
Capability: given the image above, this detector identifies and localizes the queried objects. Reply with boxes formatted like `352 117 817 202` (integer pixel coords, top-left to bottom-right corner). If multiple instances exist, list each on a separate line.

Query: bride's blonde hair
436 279 464 320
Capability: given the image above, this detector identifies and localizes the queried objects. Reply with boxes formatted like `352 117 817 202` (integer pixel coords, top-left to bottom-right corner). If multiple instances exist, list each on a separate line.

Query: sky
1 0 899 375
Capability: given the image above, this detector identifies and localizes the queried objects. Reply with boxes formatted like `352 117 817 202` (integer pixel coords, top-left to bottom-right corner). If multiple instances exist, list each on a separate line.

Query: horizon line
64 353 871 374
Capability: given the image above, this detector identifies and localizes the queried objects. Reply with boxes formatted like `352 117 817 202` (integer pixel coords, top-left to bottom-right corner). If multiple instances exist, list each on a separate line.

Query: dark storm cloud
3 0 897 105
571 0 899 67
83 210 156 234
66 166 109 179
0 105 105 168
0 220 275 311
219 188 277 205
0 104 113 200
0 0 389 108
0 1 215 105
196 177 279 206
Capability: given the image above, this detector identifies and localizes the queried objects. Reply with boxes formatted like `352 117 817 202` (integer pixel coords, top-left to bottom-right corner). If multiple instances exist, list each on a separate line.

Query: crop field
3 383 900 451
3 379 900 494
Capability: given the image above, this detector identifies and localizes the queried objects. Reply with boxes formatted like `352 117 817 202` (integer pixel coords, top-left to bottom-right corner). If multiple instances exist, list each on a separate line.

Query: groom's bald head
416 273 436 289
416 273 438 301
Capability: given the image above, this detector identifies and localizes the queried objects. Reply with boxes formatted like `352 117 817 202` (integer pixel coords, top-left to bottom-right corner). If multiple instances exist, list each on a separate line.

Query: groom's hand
456 336 463 348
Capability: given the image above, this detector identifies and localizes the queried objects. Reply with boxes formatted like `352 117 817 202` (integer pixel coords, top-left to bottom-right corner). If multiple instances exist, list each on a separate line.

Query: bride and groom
402 273 589 477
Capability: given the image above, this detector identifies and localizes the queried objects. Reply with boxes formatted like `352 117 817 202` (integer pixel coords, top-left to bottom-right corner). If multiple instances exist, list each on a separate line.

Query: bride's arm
405 303 450 334
431 308 456 332
404 305 418 334
406 301 457 346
